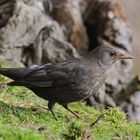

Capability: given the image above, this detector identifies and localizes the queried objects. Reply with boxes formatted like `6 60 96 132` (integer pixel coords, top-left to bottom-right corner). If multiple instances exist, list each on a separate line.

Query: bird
0 41 133 120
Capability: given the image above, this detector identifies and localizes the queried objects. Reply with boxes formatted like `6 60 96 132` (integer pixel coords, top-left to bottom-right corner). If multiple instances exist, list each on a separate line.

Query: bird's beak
116 53 134 60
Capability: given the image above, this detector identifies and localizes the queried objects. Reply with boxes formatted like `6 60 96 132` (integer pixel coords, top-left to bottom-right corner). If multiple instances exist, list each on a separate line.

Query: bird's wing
18 62 80 87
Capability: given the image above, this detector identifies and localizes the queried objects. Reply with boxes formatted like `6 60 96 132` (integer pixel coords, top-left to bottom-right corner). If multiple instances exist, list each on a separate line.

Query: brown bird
0 41 133 120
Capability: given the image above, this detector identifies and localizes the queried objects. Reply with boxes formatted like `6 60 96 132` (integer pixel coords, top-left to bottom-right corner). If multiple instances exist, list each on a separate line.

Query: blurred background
120 0 140 74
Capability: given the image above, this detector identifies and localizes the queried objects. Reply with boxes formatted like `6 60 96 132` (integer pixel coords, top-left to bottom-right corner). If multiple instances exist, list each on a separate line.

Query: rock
0 0 16 28
49 0 89 55
0 1 79 66
32 26 79 64
128 92 140 121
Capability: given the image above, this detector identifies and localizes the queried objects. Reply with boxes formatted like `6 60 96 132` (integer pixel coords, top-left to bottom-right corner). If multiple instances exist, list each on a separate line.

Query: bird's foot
63 105 82 119
48 102 59 121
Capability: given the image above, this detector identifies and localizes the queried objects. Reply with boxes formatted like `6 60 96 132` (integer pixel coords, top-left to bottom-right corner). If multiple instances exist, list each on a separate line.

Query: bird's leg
63 105 81 119
48 102 58 121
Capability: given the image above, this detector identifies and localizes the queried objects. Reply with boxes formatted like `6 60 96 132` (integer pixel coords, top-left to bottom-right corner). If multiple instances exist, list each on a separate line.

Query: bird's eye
110 51 116 57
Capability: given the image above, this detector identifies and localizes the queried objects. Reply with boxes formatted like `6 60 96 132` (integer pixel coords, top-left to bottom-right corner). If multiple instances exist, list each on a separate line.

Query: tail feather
8 81 31 87
0 68 28 80
0 65 43 85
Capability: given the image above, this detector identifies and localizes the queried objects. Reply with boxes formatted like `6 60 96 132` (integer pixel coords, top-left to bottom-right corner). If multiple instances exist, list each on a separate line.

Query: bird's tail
7 81 31 86
0 67 30 80
0 65 44 86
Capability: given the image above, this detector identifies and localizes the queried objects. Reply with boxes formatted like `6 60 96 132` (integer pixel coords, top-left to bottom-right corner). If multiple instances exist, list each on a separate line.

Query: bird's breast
77 73 105 100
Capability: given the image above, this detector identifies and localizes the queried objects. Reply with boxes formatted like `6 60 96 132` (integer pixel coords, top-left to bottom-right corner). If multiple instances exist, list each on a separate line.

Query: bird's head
98 41 133 66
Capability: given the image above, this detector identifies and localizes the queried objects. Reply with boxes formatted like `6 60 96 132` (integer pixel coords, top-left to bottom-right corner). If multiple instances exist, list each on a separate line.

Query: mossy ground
0 63 140 140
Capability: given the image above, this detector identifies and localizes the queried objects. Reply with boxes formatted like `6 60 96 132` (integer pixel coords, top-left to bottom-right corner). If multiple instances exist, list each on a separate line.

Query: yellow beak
116 53 134 60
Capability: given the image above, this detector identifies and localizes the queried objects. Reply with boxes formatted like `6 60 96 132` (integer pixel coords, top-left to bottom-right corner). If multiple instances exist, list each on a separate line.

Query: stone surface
0 0 16 28
49 0 89 55
0 1 79 67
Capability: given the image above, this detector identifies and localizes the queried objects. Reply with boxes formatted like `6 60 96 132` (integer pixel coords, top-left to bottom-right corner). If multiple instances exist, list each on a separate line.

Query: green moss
0 123 44 140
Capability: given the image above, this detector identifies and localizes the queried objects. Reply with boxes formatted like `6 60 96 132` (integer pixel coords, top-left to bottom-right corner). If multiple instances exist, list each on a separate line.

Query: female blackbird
0 41 133 120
